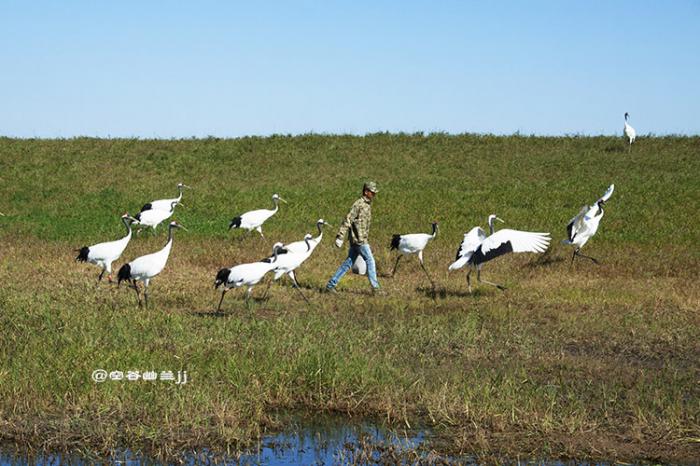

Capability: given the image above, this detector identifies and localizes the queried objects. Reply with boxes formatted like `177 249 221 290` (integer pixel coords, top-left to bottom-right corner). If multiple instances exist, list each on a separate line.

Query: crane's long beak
178 225 189 231
324 221 332 226
178 203 186 209
279 198 288 204
496 217 505 223
183 184 192 189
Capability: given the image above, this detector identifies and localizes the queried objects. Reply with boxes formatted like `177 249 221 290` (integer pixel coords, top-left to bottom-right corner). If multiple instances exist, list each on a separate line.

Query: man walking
325 181 382 294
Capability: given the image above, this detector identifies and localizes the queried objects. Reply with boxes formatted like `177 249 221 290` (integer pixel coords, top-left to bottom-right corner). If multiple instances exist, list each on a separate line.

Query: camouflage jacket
337 195 372 245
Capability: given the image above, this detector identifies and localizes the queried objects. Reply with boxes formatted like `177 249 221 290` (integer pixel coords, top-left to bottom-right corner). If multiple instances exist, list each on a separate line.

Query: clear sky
1 1 698 137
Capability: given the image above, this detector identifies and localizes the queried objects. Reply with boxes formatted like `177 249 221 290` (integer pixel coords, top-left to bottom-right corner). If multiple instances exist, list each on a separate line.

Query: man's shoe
324 286 339 294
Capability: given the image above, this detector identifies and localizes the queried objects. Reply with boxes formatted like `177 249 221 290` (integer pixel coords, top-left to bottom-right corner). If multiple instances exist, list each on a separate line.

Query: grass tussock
0 134 698 463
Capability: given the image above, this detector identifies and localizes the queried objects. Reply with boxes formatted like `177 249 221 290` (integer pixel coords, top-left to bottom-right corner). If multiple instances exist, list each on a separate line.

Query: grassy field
0 134 698 463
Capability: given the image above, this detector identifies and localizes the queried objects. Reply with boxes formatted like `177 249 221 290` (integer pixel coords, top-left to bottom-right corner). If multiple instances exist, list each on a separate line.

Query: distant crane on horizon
624 112 636 151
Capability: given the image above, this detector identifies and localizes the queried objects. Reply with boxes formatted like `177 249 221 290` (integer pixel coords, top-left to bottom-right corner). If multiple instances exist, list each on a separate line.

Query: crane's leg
576 251 599 264
256 226 264 239
570 249 578 267
131 280 142 307
97 268 105 283
245 287 254 307
261 276 274 300
143 279 150 307
418 254 435 289
477 269 506 291
466 269 472 294
289 270 302 288
216 289 228 312
290 271 310 304
390 255 402 277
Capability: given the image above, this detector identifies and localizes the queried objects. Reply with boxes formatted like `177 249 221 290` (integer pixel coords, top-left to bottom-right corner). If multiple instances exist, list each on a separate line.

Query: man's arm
337 201 359 240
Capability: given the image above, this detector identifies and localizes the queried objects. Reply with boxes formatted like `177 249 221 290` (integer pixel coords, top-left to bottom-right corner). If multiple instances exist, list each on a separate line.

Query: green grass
0 134 698 462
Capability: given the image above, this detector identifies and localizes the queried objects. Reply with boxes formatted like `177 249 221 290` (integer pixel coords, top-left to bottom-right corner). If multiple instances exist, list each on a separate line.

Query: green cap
364 181 378 193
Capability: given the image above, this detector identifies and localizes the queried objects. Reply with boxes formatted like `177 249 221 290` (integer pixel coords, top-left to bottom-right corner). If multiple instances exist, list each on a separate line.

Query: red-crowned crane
117 221 186 307
133 201 178 233
284 219 331 254
448 215 550 293
624 113 636 151
389 222 439 287
76 213 138 283
562 184 614 265
140 182 191 212
213 246 281 311
229 194 287 239
260 235 314 303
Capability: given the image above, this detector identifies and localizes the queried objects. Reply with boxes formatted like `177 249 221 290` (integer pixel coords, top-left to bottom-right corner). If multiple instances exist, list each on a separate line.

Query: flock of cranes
74 178 616 309
71 114 633 308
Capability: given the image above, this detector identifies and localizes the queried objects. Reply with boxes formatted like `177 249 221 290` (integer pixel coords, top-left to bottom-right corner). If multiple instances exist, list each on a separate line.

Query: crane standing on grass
76 213 138 283
389 222 439 288
140 182 191 212
261 235 314 303
214 246 281 310
562 184 614 266
133 201 179 233
229 194 287 239
117 221 187 307
448 215 550 293
624 112 636 151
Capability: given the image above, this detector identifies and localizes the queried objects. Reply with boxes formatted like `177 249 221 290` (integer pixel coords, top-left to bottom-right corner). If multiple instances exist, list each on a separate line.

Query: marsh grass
0 134 698 462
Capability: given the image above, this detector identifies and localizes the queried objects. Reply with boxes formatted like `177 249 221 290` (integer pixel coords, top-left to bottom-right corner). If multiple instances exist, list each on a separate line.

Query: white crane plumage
229 194 287 239
76 213 138 283
117 221 186 307
390 222 439 287
133 201 178 232
562 184 614 265
283 219 331 254
214 247 281 310
624 112 636 151
140 182 191 212
260 235 315 303
448 215 551 293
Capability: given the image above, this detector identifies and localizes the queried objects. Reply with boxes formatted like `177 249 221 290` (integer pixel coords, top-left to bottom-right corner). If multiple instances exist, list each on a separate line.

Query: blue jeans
327 244 380 289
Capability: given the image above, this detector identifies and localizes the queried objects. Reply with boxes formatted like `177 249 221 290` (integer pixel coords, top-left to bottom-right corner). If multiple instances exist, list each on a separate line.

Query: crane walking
229 194 287 239
214 246 281 311
140 182 191 212
389 222 438 287
76 213 138 283
117 221 186 307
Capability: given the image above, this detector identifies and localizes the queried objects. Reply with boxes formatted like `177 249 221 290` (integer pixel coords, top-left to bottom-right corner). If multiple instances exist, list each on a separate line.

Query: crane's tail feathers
448 256 469 271
75 247 89 262
390 234 401 250
215 268 231 289
116 264 131 286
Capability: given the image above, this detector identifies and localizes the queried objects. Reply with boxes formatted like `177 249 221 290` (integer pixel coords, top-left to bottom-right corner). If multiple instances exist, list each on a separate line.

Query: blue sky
1 1 698 137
